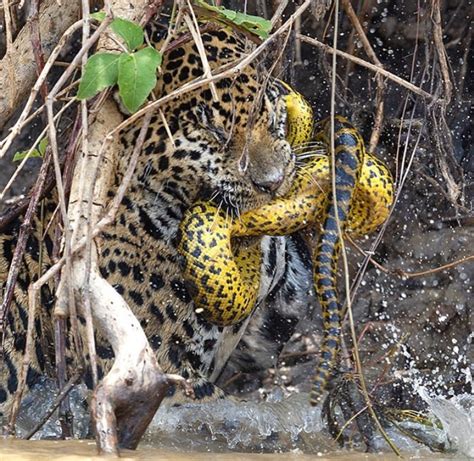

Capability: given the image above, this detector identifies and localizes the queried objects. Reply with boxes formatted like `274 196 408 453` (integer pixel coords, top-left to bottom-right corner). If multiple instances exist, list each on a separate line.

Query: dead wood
63 93 170 452
0 0 81 130
59 1 170 452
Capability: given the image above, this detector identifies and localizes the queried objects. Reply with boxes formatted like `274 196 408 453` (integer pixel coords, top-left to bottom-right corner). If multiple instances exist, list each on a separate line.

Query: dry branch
341 0 385 152
25 368 83 440
0 0 81 129
427 0 463 205
298 33 438 102
56 0 170 452
0 148 51 342
74 107 175 449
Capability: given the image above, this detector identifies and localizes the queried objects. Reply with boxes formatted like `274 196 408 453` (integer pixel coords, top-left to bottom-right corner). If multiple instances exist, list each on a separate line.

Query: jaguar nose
251 169 285 193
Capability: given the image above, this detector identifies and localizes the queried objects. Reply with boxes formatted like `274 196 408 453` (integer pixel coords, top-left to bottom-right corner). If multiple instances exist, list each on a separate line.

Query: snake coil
176 82 394 404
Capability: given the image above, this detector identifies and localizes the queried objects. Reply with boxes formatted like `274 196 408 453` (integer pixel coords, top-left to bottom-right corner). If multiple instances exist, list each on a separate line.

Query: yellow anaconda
176 87 394 404
273 79 314 147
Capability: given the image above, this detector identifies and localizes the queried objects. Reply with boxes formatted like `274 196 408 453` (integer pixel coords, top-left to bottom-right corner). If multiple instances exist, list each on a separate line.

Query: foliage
77 5 269 112
30 4 269 165
77 15 162 113
195 0 272 38
13 138 48 162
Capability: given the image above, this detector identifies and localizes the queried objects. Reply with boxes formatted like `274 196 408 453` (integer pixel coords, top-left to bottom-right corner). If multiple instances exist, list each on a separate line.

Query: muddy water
0 440 462 461
6 388 473 460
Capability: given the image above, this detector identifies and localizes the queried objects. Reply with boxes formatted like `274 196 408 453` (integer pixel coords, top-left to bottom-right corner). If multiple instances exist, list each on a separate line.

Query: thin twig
294 6 302 66
270 0 288 28
0 150 52 350
79 0 99 391
428 0 462 205
0 0 20 9
54 316 73 438
27 0 49 103
0 20 83 153
2 0 13 53
2 0 15 112
40 56 92 425
335 405 368 442
456 29 471 100
184 2 219 101
341 0 381 70
297 34 438 102
0 17 111 160
348 236 473 279
159 109 176 148
341 0 385 152
140 0 165 26
1 79 80 143
46 94 84 385
157 4 184 55
0 98 77 202
431 0 452 106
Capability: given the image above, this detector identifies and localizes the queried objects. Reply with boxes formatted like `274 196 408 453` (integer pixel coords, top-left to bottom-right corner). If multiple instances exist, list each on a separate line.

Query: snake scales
176 81 394 404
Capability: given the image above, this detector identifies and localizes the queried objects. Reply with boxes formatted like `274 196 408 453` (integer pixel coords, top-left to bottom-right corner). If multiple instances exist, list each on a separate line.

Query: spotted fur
0 25 300 418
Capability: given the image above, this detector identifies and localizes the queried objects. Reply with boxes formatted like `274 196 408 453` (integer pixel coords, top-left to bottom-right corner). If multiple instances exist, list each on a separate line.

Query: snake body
310 116 364 405
273 79 314 147
176 85 394 403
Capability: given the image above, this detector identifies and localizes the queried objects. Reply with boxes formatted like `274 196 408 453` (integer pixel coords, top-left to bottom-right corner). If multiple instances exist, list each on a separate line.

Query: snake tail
310 116 365 406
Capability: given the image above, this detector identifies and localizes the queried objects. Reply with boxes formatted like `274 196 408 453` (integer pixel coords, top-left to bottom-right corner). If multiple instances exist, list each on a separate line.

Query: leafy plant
13 138 48 162
77 15 162 113
78 5 270 112
194 0 272 39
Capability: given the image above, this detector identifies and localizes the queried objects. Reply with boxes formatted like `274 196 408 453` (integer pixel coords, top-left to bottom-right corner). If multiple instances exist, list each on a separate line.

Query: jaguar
0 23 316 420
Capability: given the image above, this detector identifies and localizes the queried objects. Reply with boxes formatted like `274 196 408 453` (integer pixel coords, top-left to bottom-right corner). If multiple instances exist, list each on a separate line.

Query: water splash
145 390 336 452
418 387 474 458
10 375 473 457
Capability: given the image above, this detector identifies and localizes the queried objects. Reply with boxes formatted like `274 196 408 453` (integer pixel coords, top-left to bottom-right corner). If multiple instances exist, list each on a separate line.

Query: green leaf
195 1 271 39
117 47 162 113
90 11 106 21
110 18 144 52
223 10 271 38
13 138 48 162
38 138 48 156
13 148 42 162
77 52 120 100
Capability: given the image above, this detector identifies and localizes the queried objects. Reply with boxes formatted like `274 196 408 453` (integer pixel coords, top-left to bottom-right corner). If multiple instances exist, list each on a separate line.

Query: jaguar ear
196 104 228 144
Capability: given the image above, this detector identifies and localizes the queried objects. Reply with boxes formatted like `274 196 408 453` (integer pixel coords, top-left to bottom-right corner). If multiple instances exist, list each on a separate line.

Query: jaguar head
193 85 297 217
